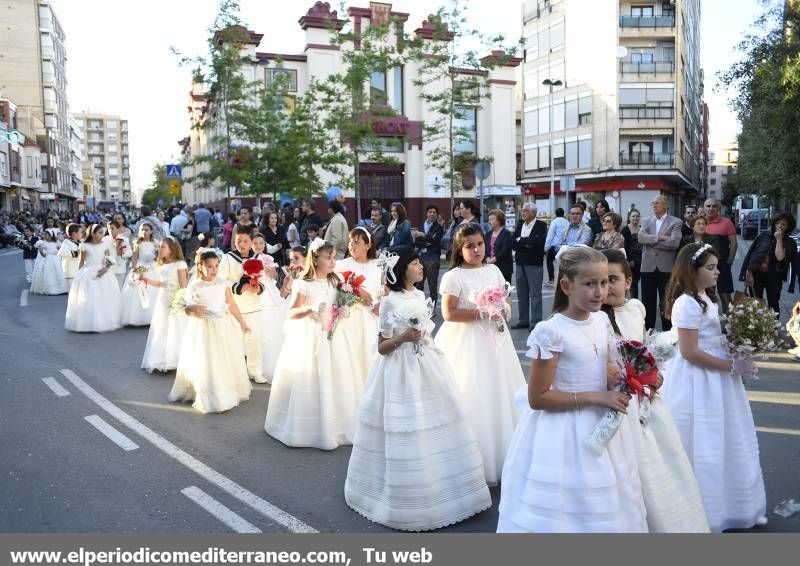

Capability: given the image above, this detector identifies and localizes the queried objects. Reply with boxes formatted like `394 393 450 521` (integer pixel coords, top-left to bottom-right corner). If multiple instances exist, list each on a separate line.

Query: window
710 165 717 172
359 137 404 153
109 168 119 176
392 67 404 114
578 138 591 168
538 106 550 134
566 140 578 169
550 21 564 50
524 109 538 137
0 152 8 177
553 101 565 131
370 70 387 105
565 99 578 128
662 2 675 17
266 68 298 92
107 121 117 130
631 5 654 17
453 106 477 154
553 142 565 169
631 51 654 64
710 178 716 186
578 95 592 124
455 79 480 104
538 146 550 169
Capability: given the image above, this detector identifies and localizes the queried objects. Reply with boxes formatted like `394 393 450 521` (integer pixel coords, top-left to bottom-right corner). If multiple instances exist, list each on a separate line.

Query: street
0 238 798 533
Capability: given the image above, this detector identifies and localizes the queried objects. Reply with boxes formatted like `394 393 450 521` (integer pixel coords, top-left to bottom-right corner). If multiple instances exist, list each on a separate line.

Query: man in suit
512 203 548 330
366 207 387 249
413 204 444 306
639 195 682 330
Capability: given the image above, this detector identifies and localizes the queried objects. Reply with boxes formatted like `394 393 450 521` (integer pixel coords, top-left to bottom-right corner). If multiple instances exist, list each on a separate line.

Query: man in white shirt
543 207 569 287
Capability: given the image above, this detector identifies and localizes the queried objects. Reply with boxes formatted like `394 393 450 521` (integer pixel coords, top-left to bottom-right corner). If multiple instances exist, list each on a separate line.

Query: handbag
733 285 766 307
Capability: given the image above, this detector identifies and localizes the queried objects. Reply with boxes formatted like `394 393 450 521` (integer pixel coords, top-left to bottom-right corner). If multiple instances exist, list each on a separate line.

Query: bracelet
573 392 580 412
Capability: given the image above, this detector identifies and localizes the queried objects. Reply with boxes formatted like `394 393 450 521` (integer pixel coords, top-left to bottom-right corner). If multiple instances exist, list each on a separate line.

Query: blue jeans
515 263 543 328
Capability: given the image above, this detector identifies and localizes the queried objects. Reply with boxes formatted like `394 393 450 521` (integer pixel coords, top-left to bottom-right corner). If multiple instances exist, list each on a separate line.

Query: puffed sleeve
670 294 702 330
597 311 621 364
630 298 647 321
176 260 188 271
378 295 396 339
438 269 461 298
78 242 87 252
526 320 563 360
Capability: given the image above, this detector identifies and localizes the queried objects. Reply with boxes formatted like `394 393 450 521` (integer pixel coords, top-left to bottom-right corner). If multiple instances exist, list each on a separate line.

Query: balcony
619 105 675 120
619 61 675 75
619 152 675 168
619 16 675 28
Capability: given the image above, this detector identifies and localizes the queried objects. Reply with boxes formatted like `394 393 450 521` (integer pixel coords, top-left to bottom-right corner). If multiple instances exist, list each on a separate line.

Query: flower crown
691 243 713 264
308 237 327 253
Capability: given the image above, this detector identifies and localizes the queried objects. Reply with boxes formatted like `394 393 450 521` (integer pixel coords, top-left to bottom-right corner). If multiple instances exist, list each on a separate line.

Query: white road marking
42 377 70 397
181 486 262 533
84 414 140 451
756 426 800 437
20 289 28 307
59 368 317 533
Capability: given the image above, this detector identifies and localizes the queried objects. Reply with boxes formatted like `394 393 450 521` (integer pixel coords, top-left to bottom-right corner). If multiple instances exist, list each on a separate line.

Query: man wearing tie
638 195 682 330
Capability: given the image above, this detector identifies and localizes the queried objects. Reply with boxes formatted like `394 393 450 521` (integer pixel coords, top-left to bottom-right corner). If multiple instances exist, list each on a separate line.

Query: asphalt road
0 238 798 533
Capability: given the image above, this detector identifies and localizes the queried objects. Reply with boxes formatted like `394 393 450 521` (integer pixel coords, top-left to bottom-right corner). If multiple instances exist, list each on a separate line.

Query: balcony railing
619 61 675 75
619 15 675 28
619 106 675 120
619 152 675 167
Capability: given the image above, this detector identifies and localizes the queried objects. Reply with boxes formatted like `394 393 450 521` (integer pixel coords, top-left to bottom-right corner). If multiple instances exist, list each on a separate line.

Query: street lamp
542 78 563 217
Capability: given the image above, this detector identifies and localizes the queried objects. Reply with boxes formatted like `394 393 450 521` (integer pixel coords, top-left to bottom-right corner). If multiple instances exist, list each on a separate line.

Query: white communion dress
64 241 122 332
265 278 349 450
141 260 189 373
120 240 159 326
260 273 288 384
168 278 252 413
30 240 67 295
497 312 648 533
434 264 525 484
344 289 492 531
613 299 709 533
662 293 767 532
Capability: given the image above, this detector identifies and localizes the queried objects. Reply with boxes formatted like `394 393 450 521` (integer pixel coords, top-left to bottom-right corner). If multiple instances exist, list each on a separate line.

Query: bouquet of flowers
644 328 679 366
284 265 304 280
324 304 345 340
114 237 128 257
12 234 32 252
323 271 368 339
128 266 150 309
587 340 660 454
473 282 513 333
397 297 435 355
722 297 781 382
242 258 264 291
169 288 190 315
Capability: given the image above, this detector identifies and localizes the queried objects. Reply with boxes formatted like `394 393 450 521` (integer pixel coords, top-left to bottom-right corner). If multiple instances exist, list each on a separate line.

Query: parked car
741 209 771 240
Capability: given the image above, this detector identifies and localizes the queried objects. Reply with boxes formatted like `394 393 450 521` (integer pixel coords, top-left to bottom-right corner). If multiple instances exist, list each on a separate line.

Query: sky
51 0 768 199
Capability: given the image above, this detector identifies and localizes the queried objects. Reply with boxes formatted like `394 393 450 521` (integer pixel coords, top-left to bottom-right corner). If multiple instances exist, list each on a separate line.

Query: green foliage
720 1 800 204
140 164 171 209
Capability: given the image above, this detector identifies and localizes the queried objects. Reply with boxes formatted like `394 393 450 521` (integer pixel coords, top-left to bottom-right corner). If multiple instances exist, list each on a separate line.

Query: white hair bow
691 243 713 264
308 237 326 253
376 249 400 284
555 243 592 262
195 247 223 261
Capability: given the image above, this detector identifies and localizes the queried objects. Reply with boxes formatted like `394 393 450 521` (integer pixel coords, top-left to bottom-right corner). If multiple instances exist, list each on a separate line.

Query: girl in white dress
662 243 767 532
601 249 709 533
102 221 132 289
265 238 346 450
434 223 525 485
344 247 492 531
497 246 648 533
140 237 189 373
332 227 383 439
64 224 123 333
30 230 68 295
57 223 82 290
253 233 286 383
120 222 160 326
169 250 252 413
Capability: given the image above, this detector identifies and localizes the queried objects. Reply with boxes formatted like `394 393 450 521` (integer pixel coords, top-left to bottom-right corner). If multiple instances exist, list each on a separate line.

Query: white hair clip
376 249 400 285
309 237 327 253
555 243 592 262
691 243 713 264
195 247 223 260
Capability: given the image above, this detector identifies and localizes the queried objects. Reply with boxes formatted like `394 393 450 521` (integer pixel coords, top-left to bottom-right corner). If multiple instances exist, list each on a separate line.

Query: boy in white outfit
57 223 82 289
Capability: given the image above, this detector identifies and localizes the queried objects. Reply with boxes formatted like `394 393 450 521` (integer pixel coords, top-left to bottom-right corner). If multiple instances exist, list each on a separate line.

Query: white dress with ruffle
662 293 766 532
497 312 648 533
64 242 122 333
30 240 68 295
613 299 709 533
120 240 159 326
260 275 287 384
265 278 348 450
141 260 189 373
433 264 525 484
169 278 251 413
344 289 492 531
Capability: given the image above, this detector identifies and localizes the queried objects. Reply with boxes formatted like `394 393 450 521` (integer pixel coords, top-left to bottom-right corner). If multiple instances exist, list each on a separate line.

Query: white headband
691 243 713 264
376 249 399 285
308 237 327 254
352 226 371 244
555 243 592 262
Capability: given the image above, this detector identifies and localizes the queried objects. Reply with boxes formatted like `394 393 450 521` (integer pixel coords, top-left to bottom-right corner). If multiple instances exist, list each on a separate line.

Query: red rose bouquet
242 258 264 291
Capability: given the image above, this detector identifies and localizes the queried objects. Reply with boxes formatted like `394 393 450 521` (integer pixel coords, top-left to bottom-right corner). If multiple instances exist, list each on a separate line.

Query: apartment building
75 113 132 207
180 1 520 221
0 0 77 210
1 98 46 212
519 0 703 215
706 141 737 202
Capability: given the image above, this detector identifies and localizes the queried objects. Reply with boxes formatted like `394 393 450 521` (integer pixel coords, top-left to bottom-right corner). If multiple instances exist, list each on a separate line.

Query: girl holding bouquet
253 232 286 383
65 224 122 333
265 238 347 450
102 221 132 289
662 243 767 532
279 246 307 299
140 237 189 373
497 246 647 533
344 247 492 531
331 227 383 439
601 249 709 533
168 250 252 413
30 229 68 295
120 222 159 326
434 223 526 485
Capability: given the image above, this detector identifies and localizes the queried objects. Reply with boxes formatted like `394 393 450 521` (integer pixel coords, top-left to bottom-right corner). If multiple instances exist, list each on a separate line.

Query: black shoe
510 322 529 329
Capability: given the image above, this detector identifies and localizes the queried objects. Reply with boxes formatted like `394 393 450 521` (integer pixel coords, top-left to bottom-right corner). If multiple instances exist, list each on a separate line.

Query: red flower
242 258 264 290
339 271 366 297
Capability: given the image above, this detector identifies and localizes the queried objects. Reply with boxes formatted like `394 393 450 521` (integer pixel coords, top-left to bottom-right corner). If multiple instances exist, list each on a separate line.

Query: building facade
1 98 45 212
180 1 520 223
519 0 704 216
0 0 77 210
706 141 737 202
74 113 132 209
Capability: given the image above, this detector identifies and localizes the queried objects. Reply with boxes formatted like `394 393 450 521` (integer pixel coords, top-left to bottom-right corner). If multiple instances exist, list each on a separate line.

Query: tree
140 164 172 209
720 1 800 206
408 0 519 214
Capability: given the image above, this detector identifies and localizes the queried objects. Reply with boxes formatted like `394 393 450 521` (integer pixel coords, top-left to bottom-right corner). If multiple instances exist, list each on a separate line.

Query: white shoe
251 375 267 384
788 346 800 356
755 516 768 526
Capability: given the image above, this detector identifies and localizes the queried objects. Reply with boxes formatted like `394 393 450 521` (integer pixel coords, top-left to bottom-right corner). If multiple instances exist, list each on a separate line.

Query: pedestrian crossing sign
165 164 182 179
